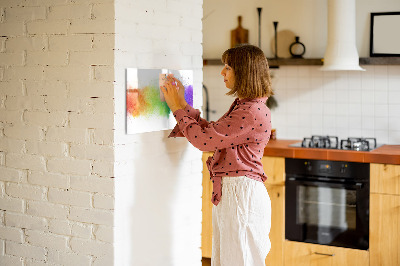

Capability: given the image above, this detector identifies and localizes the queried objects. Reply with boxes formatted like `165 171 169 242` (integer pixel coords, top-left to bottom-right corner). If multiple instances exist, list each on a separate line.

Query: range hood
320 0 365 71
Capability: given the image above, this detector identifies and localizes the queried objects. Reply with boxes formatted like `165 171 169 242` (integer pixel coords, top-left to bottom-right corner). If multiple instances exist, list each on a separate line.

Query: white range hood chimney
320 0 365 71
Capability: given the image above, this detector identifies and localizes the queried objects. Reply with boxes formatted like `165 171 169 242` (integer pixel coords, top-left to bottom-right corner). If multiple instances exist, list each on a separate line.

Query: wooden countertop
263 139 400 165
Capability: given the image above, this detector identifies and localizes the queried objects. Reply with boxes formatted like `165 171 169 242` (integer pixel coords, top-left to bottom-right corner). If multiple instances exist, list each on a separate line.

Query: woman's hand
172 77 188 108
160 76 185 113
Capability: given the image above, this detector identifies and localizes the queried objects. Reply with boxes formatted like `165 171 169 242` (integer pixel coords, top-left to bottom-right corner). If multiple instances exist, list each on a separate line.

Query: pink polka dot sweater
168 97 271 206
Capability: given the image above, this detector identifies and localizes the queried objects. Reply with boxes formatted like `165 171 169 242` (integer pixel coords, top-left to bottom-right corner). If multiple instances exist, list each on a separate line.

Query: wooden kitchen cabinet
370 163 400 195
262 156 285 266
201 154 286 266
370 163 400 266
264 184 285 266
202 152 213 258
284 241 369 266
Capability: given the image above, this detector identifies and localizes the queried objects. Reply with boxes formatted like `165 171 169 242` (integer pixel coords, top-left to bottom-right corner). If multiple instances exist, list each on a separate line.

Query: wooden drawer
284 241 369 266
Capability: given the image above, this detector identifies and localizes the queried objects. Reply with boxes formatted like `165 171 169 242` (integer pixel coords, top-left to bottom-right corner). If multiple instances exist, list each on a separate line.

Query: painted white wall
113 0 203 265
203 0 400 145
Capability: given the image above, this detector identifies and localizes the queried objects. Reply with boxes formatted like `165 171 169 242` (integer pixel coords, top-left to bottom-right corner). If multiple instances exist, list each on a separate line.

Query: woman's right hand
168 76 187 108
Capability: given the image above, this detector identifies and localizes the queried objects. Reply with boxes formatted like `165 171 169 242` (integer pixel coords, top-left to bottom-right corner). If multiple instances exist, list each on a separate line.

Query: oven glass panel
297 186 357 230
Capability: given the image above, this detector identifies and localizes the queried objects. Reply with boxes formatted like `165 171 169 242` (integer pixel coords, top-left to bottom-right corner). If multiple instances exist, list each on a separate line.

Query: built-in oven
285 158 369 250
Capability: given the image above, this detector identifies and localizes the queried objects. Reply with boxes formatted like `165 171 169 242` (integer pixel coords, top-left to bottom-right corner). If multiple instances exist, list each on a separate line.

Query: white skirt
212 176 271 266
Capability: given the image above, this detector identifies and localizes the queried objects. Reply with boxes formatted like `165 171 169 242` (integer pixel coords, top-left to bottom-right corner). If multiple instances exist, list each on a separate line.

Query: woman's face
220 64 235 89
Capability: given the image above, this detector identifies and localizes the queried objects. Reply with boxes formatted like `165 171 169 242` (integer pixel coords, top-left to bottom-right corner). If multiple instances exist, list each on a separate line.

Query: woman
161 44 273 266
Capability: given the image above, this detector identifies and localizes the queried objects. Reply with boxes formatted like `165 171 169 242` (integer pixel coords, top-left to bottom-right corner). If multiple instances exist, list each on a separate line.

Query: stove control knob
304 161 312 171
340 164 347 174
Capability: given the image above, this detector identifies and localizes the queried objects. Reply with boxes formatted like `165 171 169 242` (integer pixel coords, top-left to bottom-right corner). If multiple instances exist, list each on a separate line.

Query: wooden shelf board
203 57 400 67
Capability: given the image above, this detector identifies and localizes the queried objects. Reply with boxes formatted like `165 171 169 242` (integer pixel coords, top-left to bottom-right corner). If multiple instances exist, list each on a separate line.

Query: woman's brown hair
221 44 273 99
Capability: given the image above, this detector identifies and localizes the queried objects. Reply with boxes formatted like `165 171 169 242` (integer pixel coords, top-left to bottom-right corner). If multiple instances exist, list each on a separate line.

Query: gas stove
289 135 381 151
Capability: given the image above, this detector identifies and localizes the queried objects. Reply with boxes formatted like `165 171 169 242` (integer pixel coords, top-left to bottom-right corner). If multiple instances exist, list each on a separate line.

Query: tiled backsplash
203 65 400 144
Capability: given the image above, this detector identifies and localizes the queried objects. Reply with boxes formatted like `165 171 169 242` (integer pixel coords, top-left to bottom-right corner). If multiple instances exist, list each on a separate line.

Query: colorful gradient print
126 84 193 118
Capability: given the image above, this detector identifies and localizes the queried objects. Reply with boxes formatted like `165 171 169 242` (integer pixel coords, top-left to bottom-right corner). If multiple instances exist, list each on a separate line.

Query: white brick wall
0 0 115 265
1 0 204 265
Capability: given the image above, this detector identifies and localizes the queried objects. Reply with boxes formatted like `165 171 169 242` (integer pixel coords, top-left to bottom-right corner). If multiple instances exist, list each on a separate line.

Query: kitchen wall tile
311 127 325 136
389 117 400 131
362 116 375 130
298 102 312 115
361 90 374 103
311 85 323 100
348 103 362 116
336 115 348 129
310 66 324 77
362 65 375 75
388 76 400 91
374 90 388 104
336 103 349 116
335 74 349 90
204 65 399 144
298 67 311 78
323 103 336 115
375 104 389 117
387 65 400 76
323 115 336 129
361 104 375 117
322 70 335 78
374 130 389 144
388 131 400 144
374 78 388 91
298 77 311 89
362 129 375 138
311 102 324 114
285 66 298 77
336 128 349 140
374 117 389 129
286 77 299 89
348 75 362 90
336 90 349 103
349 116 362 129
388 91 400 104
388 104 400 117
374 65 387 77
310 77 324 89
311 114 324 128
323 87 336 103
349 128 362 137
348 90 362 103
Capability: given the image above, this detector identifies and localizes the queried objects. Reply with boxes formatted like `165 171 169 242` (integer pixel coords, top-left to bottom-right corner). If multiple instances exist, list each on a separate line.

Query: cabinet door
265 184 284 266
261 156 285 185
202 152 213 258
284 241 369 266
370 193 400 266
370 164 400 195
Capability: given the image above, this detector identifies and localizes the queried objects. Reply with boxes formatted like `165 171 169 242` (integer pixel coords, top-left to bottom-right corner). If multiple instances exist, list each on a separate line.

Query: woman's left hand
160 76 184 113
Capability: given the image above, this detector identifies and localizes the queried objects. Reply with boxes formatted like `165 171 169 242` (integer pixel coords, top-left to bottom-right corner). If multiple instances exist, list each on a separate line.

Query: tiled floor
202 257 211 266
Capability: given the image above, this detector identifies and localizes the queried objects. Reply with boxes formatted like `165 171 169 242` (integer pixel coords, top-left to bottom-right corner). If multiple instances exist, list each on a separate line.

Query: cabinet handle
314 252 335 257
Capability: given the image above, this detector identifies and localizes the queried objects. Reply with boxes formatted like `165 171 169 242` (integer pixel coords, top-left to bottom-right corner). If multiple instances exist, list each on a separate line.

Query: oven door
285 177 369 250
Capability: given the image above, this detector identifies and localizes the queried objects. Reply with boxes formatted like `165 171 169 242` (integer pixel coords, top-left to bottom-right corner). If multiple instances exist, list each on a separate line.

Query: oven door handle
286 177 364 189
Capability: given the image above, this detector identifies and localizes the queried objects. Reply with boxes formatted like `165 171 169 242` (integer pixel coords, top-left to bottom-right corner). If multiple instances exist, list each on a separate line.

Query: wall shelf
203 57 400 67
359 57 400 65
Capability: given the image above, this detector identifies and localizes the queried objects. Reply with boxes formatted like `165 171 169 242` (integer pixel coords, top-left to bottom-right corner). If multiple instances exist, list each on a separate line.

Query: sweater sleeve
172 106 257 152
168 104 211 138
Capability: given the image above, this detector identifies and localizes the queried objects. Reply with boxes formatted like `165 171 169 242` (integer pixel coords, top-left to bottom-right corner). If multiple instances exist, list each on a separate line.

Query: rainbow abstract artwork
126 68 194 134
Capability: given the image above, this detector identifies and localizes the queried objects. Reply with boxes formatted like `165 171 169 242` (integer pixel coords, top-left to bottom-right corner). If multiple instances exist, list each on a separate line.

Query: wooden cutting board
231 16 249 48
